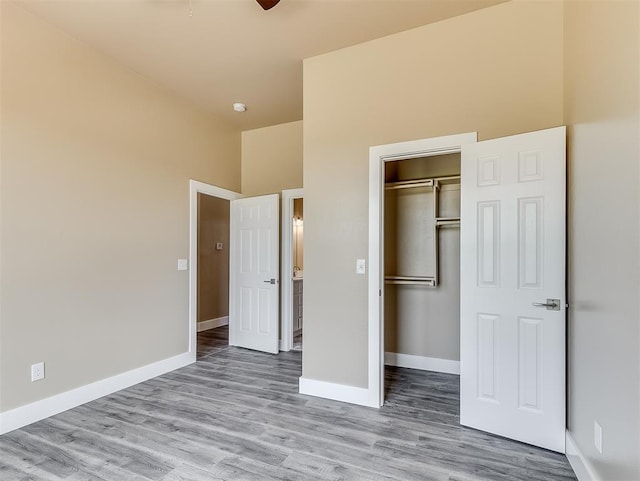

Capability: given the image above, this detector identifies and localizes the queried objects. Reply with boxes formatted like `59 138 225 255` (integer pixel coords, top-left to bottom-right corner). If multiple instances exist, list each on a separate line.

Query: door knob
263 278 277 285
532 298 560 311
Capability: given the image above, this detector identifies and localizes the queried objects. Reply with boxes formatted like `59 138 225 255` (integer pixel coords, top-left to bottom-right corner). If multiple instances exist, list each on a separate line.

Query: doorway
383 152 462 397
369 128 567 453
281 188 304 352
195 192 231 356
189 182 283 357
188 180 242 359
292 198 304 350
367 132 476 407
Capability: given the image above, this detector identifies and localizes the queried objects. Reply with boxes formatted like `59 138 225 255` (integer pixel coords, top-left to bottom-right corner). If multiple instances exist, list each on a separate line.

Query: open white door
229 194 280 354
460 126 566 452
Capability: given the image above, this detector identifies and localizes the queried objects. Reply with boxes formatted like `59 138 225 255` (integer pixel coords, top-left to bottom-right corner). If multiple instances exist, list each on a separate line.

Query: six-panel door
229 194 280 354
460 127 566 452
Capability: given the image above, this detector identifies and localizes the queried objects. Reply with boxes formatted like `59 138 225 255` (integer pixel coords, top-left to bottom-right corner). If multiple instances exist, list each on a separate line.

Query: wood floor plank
0 326 577 481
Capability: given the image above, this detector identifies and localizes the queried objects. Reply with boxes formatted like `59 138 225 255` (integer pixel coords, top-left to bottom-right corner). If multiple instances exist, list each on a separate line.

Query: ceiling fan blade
256 0 280 10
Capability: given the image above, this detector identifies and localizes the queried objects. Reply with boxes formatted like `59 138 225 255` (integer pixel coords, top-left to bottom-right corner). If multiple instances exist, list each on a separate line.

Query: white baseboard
299 377 378 408
385 352 460 375
0 351 194 435
197 316 229 332
566 431 600 481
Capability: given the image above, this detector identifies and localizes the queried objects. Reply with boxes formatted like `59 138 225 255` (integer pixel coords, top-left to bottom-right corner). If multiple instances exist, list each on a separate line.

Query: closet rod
435 217 461 227
385 179 433 190
385 175 460 191
384 275 436 287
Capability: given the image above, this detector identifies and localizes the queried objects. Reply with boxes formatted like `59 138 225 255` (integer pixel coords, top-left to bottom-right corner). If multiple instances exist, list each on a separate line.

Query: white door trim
281 188 304 352
188 180 242 358
367 132 477 407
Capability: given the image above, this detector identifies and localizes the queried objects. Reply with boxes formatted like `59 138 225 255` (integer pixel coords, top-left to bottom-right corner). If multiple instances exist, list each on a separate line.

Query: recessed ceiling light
233 102 247 112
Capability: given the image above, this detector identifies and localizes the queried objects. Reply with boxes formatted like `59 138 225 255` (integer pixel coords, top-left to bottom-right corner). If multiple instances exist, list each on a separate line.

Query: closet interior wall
384 154 461 363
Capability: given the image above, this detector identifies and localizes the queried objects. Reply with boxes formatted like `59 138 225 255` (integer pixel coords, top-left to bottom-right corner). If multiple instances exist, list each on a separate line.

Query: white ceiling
17 0 503 131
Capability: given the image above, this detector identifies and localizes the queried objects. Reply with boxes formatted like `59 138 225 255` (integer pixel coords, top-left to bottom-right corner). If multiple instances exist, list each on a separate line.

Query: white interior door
460 126 566 452
229 194 280 354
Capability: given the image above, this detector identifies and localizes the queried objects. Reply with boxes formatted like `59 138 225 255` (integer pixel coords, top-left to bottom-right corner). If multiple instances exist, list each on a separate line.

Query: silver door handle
263 278 277 285
532 298 560 311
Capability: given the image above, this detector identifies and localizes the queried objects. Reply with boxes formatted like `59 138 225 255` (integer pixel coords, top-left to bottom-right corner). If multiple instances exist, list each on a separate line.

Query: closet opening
383 153 461 402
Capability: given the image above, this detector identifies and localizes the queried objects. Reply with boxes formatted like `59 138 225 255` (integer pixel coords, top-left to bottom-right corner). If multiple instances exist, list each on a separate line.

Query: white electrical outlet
594 420 603 454
177 259 188 271
31 362 45 382
356 258 366 274
216 242 223 250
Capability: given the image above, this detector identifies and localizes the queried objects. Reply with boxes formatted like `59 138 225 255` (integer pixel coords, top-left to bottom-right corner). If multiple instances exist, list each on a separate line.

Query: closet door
460 126 566 452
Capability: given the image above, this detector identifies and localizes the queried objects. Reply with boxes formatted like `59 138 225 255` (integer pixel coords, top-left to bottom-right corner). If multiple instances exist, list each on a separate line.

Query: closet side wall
384 155 460 361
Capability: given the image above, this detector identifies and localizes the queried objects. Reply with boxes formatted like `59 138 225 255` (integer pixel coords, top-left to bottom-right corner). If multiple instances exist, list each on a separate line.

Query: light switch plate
216 242 223 250
177 259 188 271
356 258 366 274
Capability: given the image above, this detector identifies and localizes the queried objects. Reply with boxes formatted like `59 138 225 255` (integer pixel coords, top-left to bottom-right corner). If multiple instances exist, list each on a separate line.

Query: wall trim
197 316 229 332
385 352 460 375
299 377 378 408
565 431 600 481
0 352 193 435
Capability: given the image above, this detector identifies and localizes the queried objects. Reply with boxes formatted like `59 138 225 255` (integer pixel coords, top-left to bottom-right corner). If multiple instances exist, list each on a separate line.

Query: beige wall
564 1 640 480
0 3 240 411
197 194 230 323
241 120 303 196
302 1 563 387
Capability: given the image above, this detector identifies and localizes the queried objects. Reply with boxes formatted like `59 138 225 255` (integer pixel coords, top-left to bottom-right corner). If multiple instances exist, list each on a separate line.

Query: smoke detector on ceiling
233 102 247 112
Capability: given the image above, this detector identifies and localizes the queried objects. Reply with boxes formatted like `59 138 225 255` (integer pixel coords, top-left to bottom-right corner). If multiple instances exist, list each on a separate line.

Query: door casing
368 132 477 407
188 180 242 359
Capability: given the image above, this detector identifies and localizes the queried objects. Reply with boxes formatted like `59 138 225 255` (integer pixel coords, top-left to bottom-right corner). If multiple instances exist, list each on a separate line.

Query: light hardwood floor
0 326 576 481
